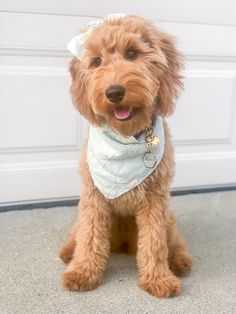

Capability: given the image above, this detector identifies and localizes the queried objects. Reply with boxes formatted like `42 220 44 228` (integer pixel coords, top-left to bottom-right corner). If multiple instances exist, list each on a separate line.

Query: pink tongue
114 108 132 120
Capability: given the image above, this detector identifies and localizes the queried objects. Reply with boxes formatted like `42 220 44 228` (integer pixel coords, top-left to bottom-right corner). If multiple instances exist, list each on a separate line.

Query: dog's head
69 16 183 136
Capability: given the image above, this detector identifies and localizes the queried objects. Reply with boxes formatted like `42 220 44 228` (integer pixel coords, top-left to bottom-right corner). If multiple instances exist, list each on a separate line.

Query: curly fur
60 15 192 298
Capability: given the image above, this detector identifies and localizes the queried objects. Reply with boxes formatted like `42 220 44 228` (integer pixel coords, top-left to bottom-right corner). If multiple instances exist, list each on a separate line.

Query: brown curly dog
60 15 192 298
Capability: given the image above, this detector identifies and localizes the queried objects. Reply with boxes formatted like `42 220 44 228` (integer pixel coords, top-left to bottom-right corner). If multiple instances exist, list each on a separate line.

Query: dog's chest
108 168 158 216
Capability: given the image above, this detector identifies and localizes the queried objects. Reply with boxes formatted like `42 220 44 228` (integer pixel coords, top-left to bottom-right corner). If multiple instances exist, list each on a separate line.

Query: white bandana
87 117 165 199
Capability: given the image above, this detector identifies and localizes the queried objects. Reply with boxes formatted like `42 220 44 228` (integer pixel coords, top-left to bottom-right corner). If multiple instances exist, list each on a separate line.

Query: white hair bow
67 13 125 59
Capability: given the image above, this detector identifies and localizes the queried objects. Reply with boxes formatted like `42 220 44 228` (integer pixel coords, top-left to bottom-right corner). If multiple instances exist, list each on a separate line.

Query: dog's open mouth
114 107 133 120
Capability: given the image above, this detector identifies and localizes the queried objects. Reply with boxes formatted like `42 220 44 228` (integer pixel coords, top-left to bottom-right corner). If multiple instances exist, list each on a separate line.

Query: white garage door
1 1 236 205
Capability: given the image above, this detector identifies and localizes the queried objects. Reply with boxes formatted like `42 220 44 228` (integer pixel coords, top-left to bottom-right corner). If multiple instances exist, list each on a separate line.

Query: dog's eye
90 57 102 67
125 49 139 60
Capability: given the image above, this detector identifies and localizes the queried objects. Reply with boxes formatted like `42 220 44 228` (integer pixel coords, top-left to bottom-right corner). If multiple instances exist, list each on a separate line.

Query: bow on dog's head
68 14 125 59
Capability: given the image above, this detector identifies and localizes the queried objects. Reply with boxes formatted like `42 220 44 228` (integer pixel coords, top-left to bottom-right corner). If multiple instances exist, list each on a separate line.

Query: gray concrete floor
0 191 236 314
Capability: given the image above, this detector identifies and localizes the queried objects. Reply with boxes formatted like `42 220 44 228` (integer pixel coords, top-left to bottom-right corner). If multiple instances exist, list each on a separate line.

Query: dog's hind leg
59 220 79 263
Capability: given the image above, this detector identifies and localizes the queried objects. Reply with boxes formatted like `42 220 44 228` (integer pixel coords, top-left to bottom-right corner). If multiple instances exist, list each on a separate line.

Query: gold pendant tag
144 151 157 168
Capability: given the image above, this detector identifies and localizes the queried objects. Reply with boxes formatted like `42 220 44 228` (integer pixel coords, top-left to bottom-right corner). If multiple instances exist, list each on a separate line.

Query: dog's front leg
136 195 181 298
62 192 112 291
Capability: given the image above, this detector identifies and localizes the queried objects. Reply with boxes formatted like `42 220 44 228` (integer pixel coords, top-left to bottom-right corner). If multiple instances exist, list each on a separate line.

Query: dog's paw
169 253 193 277
62 268 102 291
139 275 182 298
59 241 76 264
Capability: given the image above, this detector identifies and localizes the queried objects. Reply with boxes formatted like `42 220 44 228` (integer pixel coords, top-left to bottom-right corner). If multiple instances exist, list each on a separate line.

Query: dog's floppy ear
69 58 97 124
153 31 184 116
69 57 78 81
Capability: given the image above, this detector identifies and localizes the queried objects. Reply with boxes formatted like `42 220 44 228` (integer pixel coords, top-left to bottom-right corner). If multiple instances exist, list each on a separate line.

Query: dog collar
87 117 165 199
67 13 125 59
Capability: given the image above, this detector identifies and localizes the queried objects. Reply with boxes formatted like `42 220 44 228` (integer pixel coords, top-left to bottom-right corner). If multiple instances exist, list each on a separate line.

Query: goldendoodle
60 14 192 298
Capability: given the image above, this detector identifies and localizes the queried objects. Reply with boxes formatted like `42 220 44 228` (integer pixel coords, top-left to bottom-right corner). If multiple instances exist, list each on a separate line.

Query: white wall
0 1 236 205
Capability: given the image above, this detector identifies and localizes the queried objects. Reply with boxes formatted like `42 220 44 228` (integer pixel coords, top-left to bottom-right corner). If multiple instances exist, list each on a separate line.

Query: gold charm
146 136 160 147
145 123 160 147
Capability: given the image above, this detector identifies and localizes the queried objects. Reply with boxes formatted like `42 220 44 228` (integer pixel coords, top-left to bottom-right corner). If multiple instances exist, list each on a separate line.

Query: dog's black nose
105 85 125 103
